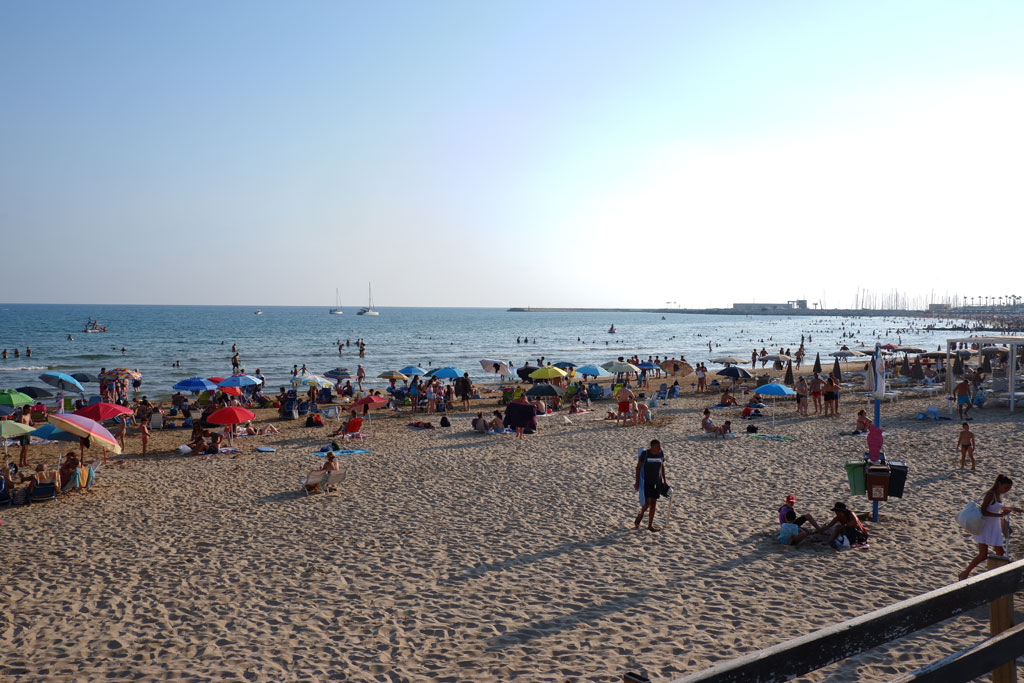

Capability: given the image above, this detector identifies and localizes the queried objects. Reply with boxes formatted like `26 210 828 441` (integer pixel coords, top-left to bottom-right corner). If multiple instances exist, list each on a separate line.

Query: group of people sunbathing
0 452 93 504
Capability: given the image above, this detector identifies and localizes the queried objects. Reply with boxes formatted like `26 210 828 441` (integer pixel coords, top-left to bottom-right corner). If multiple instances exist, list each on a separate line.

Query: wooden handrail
668 557 1024 683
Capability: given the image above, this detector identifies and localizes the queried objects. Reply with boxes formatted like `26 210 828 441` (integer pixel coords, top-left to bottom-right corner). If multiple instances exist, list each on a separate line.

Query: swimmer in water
67 334 73 341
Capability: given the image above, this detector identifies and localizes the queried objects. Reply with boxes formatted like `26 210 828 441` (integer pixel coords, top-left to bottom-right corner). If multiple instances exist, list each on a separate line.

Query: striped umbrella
659 360 693 377
377 370 408 381
100 368 141 382
325 367 353 381
48 414 122 454
291 374 335 389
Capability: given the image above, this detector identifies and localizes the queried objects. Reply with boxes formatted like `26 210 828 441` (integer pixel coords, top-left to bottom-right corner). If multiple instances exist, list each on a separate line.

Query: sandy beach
3 378 1024 682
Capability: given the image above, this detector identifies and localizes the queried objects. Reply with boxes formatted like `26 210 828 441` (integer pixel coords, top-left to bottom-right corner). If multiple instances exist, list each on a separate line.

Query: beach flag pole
871 342 884 522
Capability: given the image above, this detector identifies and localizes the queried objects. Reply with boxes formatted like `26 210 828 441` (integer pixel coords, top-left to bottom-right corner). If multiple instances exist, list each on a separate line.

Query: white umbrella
291 374 335 389
479 359 512 377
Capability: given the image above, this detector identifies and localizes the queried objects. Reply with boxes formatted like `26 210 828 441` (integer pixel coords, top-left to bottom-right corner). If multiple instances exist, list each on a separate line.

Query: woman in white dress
960 474 1023 580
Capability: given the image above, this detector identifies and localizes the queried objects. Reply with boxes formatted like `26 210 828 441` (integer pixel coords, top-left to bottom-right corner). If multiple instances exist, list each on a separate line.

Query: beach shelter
754 382 795 427
812 353 822 374
48 414 122 455
832 357 842 381
783 360 794 386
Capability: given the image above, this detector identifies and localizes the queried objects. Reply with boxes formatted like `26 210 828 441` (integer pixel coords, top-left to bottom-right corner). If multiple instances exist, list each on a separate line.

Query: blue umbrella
325 367 353 381
218 375 260 388
173 377 218 392
31 424 81 443
637 362 658 370
575 364 611 377
399 366 427 377
39 371 85 394
750 382 795 427
553 361 576 369
431 366 465 379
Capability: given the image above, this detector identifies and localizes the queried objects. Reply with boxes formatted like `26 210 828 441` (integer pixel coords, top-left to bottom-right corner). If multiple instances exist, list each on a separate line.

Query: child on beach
778 510 813 546
958 423 977 470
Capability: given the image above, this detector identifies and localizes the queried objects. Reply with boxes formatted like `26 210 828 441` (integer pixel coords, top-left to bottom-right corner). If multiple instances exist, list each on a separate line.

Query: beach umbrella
48 414 122 454
516 365 540 380
529 366 567 380
479 359 512 377
602 361 640 374
0 421 35 455
980 346 1010 357
0 389 33 408
900 355 911 377
207 407 255 425
220 386 242 396
911 357 925 380
716 366 753 380
218 375 260 388
711 356 747 365
74 402 133 422
832 357 842 381
752 382 795 427
431 366 466 380
378 370 408 381
352 395 388 410
206 376 226 385
325 367 353 381
881 344 899 351
16 386 53 399
575 364 611 378
173 377 218 392
399 366 427 377
100 368 141 382
953 356 963 376
659 360 693 377
0 406 16 417
525 383 565 397
71 372 98 384
636 362 659 370
760 354 792 363
812 353 822 374
40 371 86 394
829 350 865 358
552 362 576 370
784 360 794 386
896 346 927 354
291 374 334 389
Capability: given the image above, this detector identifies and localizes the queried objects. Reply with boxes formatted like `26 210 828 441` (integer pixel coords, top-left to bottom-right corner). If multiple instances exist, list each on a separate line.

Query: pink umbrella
73 402 133 422
48 413 122 455
352 395 387 410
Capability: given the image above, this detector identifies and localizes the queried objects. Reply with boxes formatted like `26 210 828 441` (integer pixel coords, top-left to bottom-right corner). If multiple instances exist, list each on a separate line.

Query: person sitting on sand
821 502 869 548
717 390 737 407
714 420 733 438
853 409 871 435
701 408 715 434
205 433 222 455
778 510 814 546
635 400 650 423
531 397 547 415
58 452 80 488
471 412 488 433
958 423 977 470
321 452 340 472
488 410 504 431
778 494 822 533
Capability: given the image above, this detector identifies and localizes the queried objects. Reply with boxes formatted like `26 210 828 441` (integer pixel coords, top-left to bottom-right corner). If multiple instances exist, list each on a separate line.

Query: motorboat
84 318 107 333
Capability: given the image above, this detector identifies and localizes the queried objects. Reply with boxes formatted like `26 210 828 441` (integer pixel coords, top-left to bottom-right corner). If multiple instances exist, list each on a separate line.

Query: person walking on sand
954 378 973 420
356 365 366 391
960 475 1022 580
958 423 977 470
634 439 667 532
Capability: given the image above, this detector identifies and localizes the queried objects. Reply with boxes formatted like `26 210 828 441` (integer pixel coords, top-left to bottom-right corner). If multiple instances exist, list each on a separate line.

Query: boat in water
608 324 616 334
330 288 344 315
357 284 379 316
254 309 263 315
84 318 107 333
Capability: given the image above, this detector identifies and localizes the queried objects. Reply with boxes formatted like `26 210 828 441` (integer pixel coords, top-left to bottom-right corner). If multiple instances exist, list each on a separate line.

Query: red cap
785 494 796 504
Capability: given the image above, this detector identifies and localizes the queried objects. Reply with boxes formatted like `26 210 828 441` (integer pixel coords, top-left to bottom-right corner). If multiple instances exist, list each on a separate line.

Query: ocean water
0 304 973 399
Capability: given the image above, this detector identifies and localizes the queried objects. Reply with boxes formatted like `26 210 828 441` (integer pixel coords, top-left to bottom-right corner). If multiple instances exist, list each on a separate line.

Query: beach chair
300 469 346 496
31 405 47 422
656 383 668 400
321 405 340 419
282 400 298 420
297 401 310 417
588 384 602 400
30 476 59 503
60 468 82 493
318 387 333 404
500 389 514 405
670 385 680 398
149 412 164 429
344 417 363 436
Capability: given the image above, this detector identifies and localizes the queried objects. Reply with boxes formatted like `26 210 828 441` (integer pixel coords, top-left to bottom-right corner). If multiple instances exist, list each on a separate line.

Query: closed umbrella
784 360 794 386
529 366 567 380
48 414 122 454
953 356 964 376
812 353 822 374
575 364 611 378
900 355 912 377
832 357 842 381
911 357 926 380
525 384 565 397
753 382 795 427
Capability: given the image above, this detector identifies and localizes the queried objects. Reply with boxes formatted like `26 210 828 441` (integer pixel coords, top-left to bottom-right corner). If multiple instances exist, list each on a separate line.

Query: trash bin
887 460 908 498
845 460 866 495
866 463 891 501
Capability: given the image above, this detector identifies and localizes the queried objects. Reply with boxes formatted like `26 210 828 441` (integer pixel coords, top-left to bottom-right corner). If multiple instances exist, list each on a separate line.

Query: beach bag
440 416 451 427
957 501 985 534
746 425 758 433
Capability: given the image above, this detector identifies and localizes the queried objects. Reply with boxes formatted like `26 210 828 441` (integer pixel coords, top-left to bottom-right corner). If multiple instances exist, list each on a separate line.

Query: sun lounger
321 405 340 419
30 475 59 503
149 412 164 429
299 469 346 495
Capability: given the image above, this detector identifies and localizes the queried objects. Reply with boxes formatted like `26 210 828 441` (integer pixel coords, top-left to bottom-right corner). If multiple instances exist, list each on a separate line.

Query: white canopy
945 336 1023 412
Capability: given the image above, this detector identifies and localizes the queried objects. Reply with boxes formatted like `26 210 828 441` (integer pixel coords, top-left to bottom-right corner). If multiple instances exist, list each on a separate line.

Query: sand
3 378 1024 682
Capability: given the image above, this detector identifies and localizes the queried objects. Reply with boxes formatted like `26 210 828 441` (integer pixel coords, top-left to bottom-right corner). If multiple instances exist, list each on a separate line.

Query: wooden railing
625 555 1024 683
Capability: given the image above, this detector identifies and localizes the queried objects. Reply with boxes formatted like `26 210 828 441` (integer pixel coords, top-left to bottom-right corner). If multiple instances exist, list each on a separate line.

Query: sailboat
357 284 379 316
330 288 344 315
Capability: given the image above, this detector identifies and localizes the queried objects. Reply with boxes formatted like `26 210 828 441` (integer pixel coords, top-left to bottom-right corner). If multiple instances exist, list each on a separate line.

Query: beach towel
745 434 797 442
313 448 370 457
218 447 240 454
255 447 276 453
487 428 515 435
343 432 369 438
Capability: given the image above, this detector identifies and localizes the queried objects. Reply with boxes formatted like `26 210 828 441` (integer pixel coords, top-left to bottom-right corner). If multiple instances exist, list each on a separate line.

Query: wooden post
987 554 1017 683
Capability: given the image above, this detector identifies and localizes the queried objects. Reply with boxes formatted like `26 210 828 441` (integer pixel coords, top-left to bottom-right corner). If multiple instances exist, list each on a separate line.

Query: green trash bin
845 460 866 495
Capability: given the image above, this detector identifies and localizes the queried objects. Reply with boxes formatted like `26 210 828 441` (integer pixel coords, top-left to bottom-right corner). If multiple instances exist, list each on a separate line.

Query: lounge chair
150 412 164 429
656 383 668 400
297 401 310 417
321 405 340 419
281 400 297 420
30 474 59 503
343 417 363 436
300 469 346 496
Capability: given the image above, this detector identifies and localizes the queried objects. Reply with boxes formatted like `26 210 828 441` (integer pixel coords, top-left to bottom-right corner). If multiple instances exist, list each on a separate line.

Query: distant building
928 303 951 312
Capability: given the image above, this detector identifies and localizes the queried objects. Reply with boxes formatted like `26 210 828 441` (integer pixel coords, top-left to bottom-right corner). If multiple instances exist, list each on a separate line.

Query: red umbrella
207 406 255 425
207 377 226 385
220 386 242 396
352 395 387 410
74 402 134 422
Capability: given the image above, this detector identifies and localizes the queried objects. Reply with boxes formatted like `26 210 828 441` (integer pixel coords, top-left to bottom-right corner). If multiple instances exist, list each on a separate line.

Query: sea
0 304 977 400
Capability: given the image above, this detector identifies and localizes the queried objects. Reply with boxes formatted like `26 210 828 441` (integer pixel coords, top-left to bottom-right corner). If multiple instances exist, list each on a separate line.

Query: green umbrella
0 389 33 408
0 420 35 455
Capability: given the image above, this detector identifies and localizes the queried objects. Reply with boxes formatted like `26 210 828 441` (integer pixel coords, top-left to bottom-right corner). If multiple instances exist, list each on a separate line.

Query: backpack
746 425 758 433
440 416 451 427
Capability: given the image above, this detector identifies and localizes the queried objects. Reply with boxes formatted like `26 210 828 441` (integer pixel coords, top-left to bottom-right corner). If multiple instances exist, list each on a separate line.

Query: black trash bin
888 460 908 498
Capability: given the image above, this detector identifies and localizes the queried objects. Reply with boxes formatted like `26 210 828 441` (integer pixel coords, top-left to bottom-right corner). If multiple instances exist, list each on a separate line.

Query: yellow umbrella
529 366 568 380
377 370 408 381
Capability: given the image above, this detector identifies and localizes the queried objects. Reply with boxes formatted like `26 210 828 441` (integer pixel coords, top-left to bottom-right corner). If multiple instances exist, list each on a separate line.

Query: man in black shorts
634 439 668 532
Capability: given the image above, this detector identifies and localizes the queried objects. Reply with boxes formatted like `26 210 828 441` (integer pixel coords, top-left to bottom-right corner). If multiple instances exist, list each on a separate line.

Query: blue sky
2 1 1021 307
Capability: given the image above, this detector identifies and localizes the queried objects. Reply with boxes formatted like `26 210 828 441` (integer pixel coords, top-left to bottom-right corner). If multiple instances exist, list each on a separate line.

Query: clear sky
2 1 1021 308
